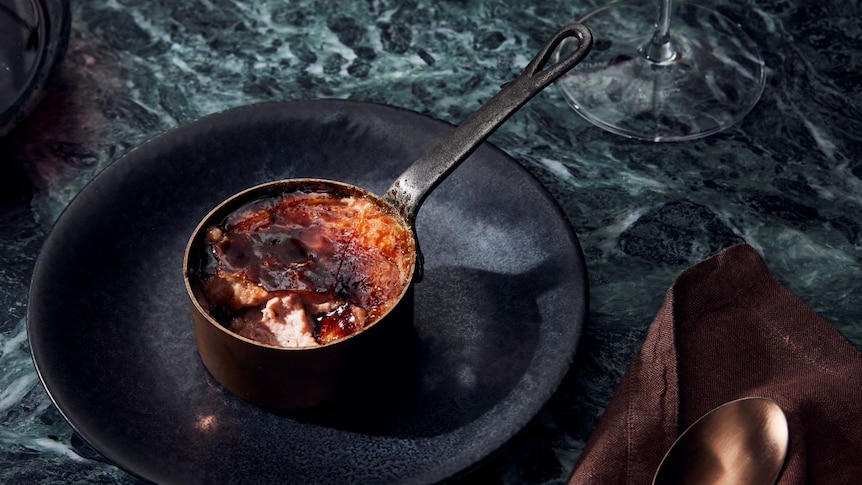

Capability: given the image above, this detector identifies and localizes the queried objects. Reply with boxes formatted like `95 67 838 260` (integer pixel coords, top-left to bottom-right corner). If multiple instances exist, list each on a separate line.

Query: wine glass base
557 1 766 142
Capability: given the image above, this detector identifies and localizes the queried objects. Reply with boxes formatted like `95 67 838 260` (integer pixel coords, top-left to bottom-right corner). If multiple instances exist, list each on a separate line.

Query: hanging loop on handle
385 23 593 224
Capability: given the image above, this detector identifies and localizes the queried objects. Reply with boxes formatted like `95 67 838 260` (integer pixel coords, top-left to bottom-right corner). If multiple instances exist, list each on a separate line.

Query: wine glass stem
643 0 677 63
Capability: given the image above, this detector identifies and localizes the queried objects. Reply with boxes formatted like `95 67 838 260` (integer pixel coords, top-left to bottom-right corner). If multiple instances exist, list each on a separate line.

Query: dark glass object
0 0 70 137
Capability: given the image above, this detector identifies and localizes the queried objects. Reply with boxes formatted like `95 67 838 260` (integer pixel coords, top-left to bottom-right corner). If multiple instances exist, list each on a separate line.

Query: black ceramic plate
28 100 588 484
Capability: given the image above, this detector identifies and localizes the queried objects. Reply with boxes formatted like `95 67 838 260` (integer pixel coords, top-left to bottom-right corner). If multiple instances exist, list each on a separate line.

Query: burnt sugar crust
192 187 415 348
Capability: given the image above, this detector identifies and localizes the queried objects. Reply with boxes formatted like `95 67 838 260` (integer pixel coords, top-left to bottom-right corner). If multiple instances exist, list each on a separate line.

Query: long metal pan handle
384 23 593 224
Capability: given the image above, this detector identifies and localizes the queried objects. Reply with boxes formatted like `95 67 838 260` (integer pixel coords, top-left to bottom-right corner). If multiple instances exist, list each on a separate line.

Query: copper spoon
653 397 789 485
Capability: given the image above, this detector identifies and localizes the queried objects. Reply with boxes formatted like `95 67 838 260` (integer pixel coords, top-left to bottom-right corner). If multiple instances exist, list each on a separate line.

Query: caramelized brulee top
192 185 415 348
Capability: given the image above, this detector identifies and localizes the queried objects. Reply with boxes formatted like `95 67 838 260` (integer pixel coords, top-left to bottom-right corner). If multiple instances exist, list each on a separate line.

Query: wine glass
555 0 766 142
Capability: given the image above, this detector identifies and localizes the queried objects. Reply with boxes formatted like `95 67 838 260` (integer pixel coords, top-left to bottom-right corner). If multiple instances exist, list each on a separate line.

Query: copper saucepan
183 23 592 411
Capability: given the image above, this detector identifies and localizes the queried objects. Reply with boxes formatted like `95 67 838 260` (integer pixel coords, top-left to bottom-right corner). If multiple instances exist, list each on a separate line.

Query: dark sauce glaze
216 194 350 295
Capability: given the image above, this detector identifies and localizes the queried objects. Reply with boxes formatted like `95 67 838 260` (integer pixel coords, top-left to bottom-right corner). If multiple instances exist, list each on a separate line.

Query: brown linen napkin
567 242 862 484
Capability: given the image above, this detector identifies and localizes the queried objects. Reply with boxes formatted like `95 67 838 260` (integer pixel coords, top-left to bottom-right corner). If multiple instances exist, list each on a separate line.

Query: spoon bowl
653 397 789 485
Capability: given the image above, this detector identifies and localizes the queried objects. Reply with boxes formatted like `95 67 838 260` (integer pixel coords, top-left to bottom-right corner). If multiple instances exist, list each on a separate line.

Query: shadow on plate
289 257 565 438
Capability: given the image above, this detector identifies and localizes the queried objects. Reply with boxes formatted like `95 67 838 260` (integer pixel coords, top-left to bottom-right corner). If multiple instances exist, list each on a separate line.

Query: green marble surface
1 0 860 483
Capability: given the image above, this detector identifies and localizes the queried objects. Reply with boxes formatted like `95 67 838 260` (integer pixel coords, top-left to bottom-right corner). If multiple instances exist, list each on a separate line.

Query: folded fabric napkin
568 243 862 484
